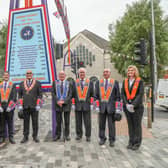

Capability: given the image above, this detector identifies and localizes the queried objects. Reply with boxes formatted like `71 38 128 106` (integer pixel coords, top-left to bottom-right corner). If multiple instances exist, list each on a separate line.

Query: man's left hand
0 107 4 113
57 101 63 107
90 105 94 111
36 105 40 111
6 107 11 112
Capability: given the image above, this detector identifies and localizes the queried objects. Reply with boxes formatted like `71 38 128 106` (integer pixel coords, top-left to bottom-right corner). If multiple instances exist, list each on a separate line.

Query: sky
0 0 168 42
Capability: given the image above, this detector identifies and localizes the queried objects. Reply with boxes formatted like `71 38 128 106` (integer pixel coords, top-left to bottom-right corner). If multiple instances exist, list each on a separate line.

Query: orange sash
76 78 90 101
0 81 13 102
124 77 141 100
99 78 114 102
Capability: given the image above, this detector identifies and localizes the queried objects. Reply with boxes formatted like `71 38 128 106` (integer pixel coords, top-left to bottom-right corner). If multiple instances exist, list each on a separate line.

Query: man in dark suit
0 71 16 144
95 68 120 147
52 71 72 141
122 65 144 150
18 70 42 143
73 68 94 142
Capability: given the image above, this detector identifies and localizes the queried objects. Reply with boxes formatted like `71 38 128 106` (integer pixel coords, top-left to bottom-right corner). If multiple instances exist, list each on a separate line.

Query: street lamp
150 0 157 122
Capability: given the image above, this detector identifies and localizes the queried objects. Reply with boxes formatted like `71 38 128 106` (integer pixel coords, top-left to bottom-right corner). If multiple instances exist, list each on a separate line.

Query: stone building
56 29 123 82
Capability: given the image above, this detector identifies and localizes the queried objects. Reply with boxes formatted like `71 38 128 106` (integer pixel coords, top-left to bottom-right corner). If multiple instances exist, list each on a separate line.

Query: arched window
73 45 96 66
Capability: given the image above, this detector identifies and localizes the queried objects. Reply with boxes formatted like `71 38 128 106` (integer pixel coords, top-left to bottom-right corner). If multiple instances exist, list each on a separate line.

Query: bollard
147 99 152 128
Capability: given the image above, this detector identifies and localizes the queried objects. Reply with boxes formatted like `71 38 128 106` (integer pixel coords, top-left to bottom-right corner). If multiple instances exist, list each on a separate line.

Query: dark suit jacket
0 82 17 110
52 80 72 112
95 79 120 114
19 80 42 109
72 79 94 112
121 78 144 111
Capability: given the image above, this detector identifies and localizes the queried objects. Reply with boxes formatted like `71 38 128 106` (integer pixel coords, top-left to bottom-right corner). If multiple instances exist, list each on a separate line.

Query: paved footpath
0 95 168 168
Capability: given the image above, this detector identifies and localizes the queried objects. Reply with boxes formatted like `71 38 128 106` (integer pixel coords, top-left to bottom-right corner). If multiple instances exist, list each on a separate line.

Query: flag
53 11 60 19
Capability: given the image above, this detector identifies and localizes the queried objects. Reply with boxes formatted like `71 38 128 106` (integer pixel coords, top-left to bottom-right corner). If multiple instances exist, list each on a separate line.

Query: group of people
0 65 144 151
0 70 42 144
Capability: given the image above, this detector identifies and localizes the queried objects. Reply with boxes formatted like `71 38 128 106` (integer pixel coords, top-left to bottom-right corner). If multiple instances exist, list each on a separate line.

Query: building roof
80 29 110 50
64 29 110 50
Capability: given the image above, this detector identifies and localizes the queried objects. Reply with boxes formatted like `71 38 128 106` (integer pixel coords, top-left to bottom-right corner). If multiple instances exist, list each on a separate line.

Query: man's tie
81 80 84 90
4 82 7 91
61 81 63 94
105 79 108 91
27 80 31 88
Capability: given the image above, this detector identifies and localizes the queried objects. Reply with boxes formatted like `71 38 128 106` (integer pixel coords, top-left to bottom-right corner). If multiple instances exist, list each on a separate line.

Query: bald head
26 70 33 79
103 68 111 79
59 71 66 81
79 68 86 73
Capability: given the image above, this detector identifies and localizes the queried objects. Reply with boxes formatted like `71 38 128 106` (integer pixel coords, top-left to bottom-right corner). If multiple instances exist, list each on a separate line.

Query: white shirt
104 78 110 85
129 79 135 87
80 78 85 85
60 80 65 86
27 79 33 85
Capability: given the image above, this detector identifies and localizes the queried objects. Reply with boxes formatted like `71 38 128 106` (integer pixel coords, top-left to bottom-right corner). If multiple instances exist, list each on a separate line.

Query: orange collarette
124 77 141 100
99 78 114 102
76 78 90 101
24 79 36 93
0 81 13 102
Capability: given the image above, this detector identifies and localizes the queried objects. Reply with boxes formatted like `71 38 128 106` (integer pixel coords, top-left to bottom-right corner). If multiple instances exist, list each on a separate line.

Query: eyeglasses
26 72 32 74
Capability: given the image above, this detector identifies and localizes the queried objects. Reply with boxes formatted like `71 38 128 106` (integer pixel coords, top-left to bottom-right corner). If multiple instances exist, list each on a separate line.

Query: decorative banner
55 0 70 39
53 11 60 19
5 5 55 88
55 0 70 64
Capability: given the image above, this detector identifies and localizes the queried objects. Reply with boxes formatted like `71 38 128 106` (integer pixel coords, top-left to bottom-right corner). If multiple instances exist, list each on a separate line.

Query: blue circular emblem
21 26 34 40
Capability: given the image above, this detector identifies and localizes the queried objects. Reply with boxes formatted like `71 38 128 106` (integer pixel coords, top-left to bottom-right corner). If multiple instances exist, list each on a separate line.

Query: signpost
5 5 55 88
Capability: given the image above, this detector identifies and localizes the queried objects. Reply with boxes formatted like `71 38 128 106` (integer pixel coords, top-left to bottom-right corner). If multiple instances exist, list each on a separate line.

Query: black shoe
99 140 105 145
132 145 139 150
33 137 40 143
53 136 60 141
127 144 133 149
9 137 16 144
0 138 5 144
76 136 81 140
86 137 91 142
65 136 71 141
109 141 115 147
20 137 28 143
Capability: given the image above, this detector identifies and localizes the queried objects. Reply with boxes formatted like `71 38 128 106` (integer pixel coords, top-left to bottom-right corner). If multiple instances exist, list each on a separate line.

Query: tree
109 0 168 81
0 22 8 73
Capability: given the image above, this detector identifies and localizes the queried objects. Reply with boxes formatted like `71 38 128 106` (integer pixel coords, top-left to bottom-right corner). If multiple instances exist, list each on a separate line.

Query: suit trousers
0 110 14 139
124 106 144 146
75 110 91 138
99 110 116 142
56 111 70 137
23 108 39 138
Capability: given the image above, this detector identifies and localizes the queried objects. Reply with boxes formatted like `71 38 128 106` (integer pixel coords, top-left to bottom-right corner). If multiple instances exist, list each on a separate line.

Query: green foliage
0 22 8 72
109 0 168 82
